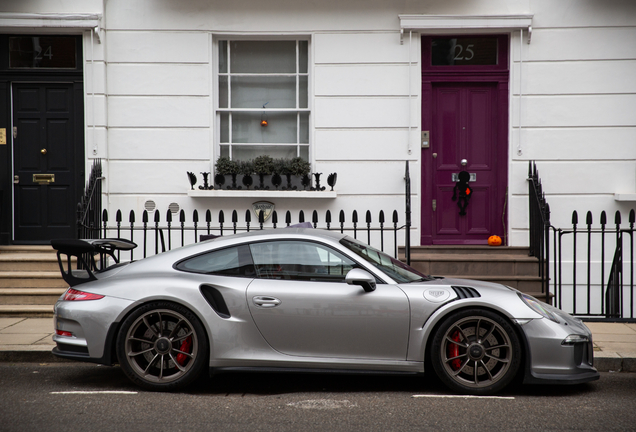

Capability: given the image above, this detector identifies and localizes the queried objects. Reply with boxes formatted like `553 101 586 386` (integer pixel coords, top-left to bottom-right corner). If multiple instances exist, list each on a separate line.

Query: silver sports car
51 228 598 394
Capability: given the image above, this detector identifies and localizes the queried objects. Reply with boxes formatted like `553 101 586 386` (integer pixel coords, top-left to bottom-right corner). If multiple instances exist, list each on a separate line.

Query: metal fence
529 161 635 321
77 161 414 264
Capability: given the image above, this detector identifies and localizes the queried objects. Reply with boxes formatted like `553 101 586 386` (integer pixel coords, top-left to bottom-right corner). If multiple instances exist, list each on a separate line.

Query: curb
0 346 69 363
593 353 636 373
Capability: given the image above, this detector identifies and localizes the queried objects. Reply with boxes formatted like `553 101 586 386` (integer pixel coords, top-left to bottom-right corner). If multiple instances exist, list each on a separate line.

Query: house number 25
454 44 475 61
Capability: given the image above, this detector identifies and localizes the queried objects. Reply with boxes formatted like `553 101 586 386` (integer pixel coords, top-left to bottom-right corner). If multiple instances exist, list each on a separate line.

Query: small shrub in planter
239 160 254 189
253 155 275 189
215 157 241 189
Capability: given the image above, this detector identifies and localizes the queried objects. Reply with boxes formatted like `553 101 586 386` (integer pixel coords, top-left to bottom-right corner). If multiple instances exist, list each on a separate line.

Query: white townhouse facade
0 0 635 249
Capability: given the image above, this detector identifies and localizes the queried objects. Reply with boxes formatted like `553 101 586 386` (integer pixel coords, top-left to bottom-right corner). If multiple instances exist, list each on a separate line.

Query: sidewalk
0 317 635 372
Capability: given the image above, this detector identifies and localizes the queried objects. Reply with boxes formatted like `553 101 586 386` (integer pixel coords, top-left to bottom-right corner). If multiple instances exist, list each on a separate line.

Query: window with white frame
217 39 309 161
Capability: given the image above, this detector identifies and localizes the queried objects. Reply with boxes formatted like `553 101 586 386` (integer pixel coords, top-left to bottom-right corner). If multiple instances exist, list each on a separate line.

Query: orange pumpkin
488 235 502 246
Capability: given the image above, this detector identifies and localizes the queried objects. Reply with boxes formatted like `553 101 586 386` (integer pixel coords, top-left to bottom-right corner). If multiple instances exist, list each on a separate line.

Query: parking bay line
412 395 515 400
50 391 138 395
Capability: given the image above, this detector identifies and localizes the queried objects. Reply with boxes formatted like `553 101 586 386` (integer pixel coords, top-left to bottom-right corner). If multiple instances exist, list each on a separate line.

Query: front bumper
52 295 134 365
519 312 599 385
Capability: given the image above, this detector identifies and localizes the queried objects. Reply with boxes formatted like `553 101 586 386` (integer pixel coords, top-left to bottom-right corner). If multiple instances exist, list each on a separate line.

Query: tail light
62 288 104 301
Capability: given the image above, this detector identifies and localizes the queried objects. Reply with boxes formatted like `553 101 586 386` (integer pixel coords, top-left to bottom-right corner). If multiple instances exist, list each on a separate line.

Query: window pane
177 245 255 277
231 41 296 73
300 113 309 143
250 241 356 282
232 145 297 160
220 145 230 158
219 76 228 108
299 145 309 160
432 38 498 66
299 76 308 109
10 36 77 69
232 112 297 143
219 40 228 73
220 113 229 143
231 76 296 108
299 41 308 74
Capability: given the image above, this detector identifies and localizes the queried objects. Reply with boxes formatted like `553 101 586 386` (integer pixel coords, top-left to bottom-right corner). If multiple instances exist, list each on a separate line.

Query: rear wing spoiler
51 238 137 287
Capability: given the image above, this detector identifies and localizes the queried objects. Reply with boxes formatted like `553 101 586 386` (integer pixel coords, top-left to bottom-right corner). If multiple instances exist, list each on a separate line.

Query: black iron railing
77 159 103 240
89 208 408 263
554 209 635 321
529 161 635 321
527 161 551 296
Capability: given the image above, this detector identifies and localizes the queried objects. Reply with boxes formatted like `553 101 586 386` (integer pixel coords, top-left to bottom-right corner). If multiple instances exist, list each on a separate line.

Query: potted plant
253 155 275 190
239 160 254 189
214 156 240 189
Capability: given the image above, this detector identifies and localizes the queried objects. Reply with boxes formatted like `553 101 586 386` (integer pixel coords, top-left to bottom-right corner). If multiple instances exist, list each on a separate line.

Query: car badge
252 201 275 222
424 288 451 303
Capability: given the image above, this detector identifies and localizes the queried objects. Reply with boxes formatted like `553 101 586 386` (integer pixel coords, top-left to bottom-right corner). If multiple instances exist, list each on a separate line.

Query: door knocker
452 170 472 216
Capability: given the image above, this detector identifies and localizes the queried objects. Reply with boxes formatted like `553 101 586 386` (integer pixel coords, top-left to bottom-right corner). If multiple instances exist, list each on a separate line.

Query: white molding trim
399 14 533 43
0 12 103 42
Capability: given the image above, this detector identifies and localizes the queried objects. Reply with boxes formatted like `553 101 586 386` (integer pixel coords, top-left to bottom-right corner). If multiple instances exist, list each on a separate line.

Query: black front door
12 82 79 242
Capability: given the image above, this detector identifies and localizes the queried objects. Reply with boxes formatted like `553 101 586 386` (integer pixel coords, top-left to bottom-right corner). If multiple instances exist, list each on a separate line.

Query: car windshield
340 237 433 283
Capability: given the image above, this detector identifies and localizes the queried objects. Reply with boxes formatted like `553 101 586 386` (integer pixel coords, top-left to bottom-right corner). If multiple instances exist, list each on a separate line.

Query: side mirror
345 268 377 292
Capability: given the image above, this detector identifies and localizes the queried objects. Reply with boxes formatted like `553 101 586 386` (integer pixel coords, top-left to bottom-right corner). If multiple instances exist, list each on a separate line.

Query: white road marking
287 399 357 409
412 394 515 400
50 391 138 395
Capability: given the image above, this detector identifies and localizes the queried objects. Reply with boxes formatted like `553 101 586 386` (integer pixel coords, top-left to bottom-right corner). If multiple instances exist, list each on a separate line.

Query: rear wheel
431 309 521 395
116 301 208 391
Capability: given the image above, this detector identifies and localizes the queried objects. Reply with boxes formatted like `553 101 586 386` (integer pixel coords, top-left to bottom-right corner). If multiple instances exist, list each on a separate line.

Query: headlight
518 293 560 323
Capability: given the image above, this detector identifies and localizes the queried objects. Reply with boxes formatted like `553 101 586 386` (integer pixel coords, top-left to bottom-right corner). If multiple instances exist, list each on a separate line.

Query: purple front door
420 35 509 245
431 83 499 243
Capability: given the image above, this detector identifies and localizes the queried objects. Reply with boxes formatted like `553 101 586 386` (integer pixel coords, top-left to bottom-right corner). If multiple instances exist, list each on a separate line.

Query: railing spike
206 209 212 223
154 210 161 223
325 210 332 224
193 209 199 223
299 210 305 223
630 209 635 225
392 210 399 224
232 210 238 223
312 210 318 224
129 210 135 223
571 210 578 225
615 210 621 225
143 210 149 223
366 210 372 224
600 210 607 225
218 210 225 224
352 210 358 223
272 211 278 225
179 209 186 223
116 209 122 222
102 209 109 223
586 211 592 226
339 210 345 223
245 209 251 223
379 210 385 224
285 211 292 225
166 210 172 223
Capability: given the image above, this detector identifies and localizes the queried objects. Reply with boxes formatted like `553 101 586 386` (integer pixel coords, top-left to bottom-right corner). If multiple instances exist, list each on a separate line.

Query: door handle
252 296 282 308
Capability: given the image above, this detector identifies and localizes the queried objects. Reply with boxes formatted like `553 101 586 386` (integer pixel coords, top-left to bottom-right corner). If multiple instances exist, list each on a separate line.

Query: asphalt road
1 363 634 432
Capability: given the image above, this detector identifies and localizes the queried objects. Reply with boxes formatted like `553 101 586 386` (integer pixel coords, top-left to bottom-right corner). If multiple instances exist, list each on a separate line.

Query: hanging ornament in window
261 102 269 127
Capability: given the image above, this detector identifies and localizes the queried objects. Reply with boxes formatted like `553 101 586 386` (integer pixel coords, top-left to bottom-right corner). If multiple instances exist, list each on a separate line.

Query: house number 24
453 44 475 61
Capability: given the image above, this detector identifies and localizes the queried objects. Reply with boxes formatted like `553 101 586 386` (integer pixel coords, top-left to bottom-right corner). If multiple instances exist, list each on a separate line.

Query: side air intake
200 285 231 319
451 286 481 299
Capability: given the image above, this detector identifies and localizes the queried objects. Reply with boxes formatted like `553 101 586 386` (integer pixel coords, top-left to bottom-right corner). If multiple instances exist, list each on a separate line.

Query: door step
0 246 66 317
402 245 549 301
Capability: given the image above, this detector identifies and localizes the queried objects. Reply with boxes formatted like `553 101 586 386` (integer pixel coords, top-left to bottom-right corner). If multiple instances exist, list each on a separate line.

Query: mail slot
33 173 55 184
452 172 476 182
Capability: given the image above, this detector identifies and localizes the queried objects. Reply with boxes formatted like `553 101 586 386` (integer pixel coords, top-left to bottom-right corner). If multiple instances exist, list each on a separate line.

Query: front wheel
430 309 521 395
116 301 208 391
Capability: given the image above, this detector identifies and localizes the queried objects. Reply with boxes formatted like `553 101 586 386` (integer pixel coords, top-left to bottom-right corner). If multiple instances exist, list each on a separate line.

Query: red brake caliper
449 331 461 370
176 337 192 366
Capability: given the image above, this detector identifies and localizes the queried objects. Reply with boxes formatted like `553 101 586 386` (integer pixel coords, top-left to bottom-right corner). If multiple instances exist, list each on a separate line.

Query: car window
340 237 433 283
249 240 357 282
176 244 255 277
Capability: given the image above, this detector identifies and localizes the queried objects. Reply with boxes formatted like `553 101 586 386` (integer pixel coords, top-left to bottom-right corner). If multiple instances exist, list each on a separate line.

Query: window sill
188 189 337 199
614 193 636 202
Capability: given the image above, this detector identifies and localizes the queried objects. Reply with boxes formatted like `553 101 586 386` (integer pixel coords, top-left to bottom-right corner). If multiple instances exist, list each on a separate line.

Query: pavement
0 317 634 372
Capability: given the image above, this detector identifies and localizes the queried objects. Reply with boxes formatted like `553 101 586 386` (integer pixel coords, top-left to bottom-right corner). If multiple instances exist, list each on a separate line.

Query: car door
246 240 410 360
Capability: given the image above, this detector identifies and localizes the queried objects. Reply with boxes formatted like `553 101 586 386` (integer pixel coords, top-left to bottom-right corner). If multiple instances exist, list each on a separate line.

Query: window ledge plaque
188 189 337 199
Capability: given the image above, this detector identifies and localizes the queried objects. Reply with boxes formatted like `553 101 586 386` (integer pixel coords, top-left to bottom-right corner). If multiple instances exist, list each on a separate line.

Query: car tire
430 309 521 395
116 301 208 391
